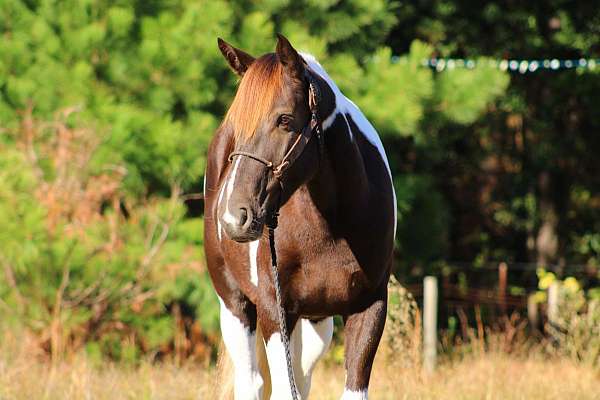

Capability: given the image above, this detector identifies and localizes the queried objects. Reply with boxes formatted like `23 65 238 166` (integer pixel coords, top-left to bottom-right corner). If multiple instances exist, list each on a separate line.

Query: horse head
216 35 322 242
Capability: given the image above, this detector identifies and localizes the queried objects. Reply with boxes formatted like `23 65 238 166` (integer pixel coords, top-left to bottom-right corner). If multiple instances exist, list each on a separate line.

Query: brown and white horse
204 35 397 400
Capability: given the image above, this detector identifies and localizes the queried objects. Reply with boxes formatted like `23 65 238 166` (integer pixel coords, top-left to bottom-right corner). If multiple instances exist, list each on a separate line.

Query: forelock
224 54 284 140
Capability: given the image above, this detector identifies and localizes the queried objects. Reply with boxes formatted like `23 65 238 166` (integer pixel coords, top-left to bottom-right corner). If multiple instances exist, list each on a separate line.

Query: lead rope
265 71 322 400
267 210 300 400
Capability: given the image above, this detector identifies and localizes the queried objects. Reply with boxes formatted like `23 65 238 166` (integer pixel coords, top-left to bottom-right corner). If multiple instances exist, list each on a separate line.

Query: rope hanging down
268 224 301 400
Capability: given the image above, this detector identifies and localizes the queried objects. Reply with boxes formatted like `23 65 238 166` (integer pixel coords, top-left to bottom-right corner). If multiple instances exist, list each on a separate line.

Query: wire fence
401 261 599 332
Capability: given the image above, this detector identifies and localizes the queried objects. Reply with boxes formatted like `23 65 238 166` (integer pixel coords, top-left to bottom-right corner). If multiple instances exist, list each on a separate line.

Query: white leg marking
265 332 296 400
341 389 368 400
222 157 242 225
219 298 263 400
248 240 259 286
293 318 334 398
265 318 333 399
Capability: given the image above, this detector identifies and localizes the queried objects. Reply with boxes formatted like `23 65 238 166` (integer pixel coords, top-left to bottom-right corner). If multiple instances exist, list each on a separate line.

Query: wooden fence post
498 262 508 315
547 281 560 326
423 276 438 373
527 294 539 330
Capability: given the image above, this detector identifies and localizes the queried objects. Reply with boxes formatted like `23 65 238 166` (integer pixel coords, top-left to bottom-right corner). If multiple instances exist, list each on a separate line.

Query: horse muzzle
221 205 265 243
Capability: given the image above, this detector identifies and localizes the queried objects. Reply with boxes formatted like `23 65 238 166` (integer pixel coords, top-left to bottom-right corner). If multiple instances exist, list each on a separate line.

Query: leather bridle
227 69 324 181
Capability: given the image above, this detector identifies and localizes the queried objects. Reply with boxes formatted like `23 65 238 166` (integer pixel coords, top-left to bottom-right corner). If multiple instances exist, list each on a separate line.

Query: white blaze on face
248 240 259 286
216 179 227 241
222 157 242 226
219 298 264 400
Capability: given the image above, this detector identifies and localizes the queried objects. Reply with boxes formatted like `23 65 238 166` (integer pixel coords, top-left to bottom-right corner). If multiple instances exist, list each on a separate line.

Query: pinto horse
204 35 396 400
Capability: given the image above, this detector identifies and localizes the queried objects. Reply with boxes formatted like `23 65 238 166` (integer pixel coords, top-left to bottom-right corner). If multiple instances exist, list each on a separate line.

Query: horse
203 34 396 400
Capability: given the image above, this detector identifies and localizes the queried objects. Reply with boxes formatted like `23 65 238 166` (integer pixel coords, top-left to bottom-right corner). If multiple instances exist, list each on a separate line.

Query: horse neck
307 114 370 227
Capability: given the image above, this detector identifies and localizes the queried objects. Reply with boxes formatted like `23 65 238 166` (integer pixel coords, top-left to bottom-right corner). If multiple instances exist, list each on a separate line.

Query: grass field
1 347 598 400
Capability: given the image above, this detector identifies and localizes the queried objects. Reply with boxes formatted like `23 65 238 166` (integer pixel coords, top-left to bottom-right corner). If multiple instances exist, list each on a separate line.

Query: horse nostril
238 207 249 227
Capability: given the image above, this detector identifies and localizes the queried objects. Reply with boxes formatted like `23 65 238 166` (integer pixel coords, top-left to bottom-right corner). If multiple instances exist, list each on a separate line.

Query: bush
546 280 600 368
379 275 421 368
0 109 218 362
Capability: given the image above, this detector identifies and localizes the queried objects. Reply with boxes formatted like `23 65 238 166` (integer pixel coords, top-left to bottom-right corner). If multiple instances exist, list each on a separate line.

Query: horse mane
224 53 284 141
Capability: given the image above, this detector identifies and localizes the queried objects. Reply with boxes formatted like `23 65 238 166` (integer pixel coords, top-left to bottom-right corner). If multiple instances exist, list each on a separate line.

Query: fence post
498 262 508 315
547 281 560 326
527 294 539 330
423 276 438 373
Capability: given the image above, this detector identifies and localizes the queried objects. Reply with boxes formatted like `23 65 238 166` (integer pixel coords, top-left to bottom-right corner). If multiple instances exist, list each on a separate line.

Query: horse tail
216 343 234 400
215 326 271 400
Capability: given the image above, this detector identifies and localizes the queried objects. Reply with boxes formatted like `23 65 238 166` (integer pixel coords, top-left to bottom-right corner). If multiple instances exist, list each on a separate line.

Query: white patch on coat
248 240 259 286
264 318 333 399
222 157 242 225
341 389 368 400
293 318 334 397
219 298 263 400
301 52 398 236
322 107 340 131
265 332 297 400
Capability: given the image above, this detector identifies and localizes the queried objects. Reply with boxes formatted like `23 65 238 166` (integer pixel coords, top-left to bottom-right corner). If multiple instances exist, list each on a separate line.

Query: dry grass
313 353 600 400
2 279 598 399
1 337 599 400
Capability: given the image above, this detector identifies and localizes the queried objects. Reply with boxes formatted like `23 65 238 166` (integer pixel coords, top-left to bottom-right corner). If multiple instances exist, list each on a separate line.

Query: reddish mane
224 54 283 140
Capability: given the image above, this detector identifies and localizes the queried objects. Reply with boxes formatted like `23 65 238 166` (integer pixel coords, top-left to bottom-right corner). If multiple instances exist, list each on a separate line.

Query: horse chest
271 196 390 316
281 235 381 316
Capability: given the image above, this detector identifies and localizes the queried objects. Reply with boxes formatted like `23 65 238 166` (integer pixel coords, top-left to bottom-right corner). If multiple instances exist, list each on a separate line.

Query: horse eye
277 114 293 128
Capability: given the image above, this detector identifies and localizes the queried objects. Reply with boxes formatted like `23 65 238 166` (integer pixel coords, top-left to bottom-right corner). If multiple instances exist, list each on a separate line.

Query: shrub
0 108 218 362
545 280 600 368
379 275 421 368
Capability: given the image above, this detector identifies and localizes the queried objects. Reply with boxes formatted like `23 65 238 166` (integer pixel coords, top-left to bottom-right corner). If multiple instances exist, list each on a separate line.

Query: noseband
227 70 324 180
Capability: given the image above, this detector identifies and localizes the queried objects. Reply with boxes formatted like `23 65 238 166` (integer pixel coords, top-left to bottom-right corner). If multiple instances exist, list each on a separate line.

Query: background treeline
0 0 598 362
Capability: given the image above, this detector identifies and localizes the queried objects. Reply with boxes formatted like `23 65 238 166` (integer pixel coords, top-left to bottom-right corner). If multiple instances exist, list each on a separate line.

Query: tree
386 1 600 268
0 0 512 358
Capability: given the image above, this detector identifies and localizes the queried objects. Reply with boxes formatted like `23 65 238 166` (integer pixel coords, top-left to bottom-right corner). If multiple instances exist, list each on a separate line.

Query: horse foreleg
258 299 303 400
292 317 334 397
219 297 264 400
341 290 387 400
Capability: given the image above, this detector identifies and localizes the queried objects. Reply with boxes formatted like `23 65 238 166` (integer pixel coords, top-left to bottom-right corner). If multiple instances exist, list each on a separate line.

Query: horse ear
276 34 304 78
217 38 255 76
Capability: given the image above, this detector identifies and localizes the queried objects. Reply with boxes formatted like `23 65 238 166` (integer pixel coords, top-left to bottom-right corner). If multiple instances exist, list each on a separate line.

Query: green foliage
394 174 450 266
390 1 600 270
433 60 509 124
1 0 521 361
545 280 600 368
357 43 434 136
0 111 218 361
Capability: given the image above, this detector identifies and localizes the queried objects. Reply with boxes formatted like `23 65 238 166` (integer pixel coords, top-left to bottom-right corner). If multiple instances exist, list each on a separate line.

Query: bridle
227 69 324 182
225 69 324 400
